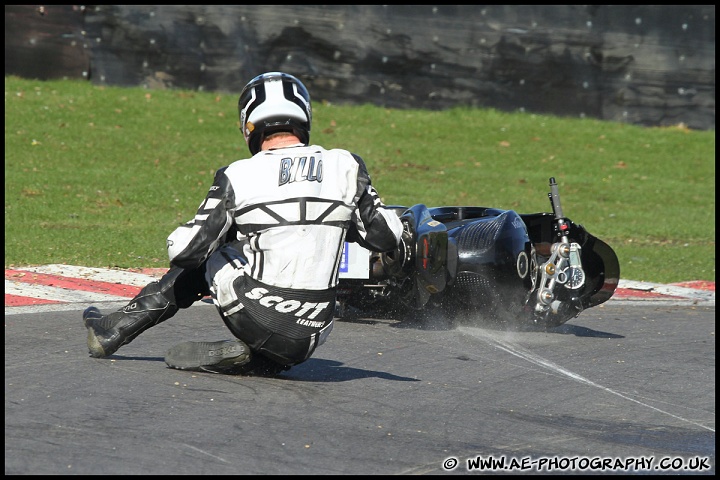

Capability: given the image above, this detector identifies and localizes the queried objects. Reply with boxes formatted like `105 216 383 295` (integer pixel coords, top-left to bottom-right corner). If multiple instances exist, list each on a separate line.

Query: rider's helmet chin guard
238 72 312 155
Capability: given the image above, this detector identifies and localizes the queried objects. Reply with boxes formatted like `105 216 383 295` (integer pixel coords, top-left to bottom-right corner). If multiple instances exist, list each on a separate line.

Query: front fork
534 178 586 317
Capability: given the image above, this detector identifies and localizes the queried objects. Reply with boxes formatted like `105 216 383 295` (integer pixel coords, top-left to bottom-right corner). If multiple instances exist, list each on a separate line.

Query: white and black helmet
238 72 312 155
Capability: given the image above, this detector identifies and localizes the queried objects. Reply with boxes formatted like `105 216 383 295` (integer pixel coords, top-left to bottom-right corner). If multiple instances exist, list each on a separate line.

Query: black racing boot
165 340 252 374
165 340 291 376
83 266 208 358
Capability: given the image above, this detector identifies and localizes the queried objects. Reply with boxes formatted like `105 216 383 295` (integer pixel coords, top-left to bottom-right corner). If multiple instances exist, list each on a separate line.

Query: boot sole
165 340 251 372
83 306 108 357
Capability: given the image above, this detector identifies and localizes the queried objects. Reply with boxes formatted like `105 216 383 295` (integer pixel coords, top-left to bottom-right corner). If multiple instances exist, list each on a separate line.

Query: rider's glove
380 220 413 277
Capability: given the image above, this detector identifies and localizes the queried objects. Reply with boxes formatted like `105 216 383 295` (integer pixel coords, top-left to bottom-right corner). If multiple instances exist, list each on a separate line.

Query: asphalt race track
4 268 716 475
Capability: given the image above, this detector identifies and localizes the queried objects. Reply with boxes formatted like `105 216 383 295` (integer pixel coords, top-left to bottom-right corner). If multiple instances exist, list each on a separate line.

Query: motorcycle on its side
336 177 620 330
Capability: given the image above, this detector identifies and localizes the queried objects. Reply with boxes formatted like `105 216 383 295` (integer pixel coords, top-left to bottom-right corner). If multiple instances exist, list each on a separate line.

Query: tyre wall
5 5 715 130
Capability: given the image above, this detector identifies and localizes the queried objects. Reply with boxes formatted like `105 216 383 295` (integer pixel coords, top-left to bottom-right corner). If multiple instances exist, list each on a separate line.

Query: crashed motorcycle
336 177 620 330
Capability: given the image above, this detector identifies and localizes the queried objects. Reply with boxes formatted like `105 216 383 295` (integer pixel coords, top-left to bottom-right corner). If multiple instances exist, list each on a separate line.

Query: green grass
4 76 716 283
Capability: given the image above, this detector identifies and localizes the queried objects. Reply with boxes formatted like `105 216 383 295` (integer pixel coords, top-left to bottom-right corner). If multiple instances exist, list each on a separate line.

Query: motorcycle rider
83 71 404 375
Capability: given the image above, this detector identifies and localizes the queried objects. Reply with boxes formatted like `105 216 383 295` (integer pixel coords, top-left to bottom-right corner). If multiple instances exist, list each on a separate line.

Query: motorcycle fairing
399 204 449 308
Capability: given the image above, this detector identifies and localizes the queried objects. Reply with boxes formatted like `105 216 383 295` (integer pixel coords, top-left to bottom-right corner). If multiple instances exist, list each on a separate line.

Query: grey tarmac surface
4 301 715 475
